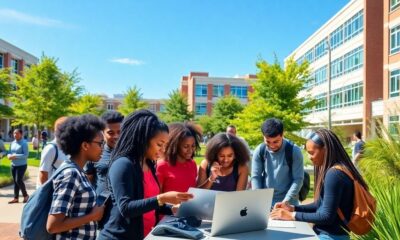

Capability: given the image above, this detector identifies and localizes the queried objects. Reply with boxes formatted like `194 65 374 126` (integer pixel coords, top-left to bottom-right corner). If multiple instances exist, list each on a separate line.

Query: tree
0 68 14 117
232 57 316 147
118 86 148 116
159 89 193 123
210 95 244 133
68 93 105 116
197 115 213 136
11 55 82 132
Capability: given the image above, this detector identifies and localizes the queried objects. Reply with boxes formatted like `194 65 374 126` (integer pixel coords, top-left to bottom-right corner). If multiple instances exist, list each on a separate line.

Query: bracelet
208 176 216 183
156 195 163 206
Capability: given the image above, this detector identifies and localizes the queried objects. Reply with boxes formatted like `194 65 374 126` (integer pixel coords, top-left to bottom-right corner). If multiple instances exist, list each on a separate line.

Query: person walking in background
36 116 69 189
31 134 39 150
197 133 250 191
352 130 365 167
0 134 6 159
156 122 202 193
7 129 29 204
41 129 48 150
46 114 105 239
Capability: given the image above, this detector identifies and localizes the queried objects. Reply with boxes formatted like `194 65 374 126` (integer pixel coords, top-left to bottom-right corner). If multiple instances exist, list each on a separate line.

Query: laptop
209 189 274 236
177 188 220 220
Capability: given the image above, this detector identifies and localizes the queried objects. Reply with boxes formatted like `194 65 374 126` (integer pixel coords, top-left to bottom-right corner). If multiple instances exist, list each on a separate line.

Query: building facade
287 0 383 140
102 94 166 114
0 39 38 140
180 72 256 116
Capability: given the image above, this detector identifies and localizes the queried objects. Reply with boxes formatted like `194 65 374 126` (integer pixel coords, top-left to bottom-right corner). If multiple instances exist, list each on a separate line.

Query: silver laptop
177 188 220 220
209 189 274 236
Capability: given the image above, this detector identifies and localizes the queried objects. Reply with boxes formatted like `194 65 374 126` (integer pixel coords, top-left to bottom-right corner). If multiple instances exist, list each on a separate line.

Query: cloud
110 58 145 66
0 8 74 28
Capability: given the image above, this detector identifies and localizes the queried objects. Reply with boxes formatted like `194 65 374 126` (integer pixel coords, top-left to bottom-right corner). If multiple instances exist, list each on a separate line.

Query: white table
146 217 318 240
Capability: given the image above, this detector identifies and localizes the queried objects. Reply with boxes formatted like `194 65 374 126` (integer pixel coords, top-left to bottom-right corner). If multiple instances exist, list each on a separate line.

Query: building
102 94 166 114
287 0 383 139
180 72 256 116
0 39 39 140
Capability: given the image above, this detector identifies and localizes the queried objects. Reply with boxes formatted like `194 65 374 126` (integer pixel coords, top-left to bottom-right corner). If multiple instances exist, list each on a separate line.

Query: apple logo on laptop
240 207 247 217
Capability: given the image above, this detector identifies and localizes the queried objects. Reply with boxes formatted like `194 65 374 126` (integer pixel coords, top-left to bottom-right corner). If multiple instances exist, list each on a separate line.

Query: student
271 129 369 240
156 122 202 193
197 133 250 191
351 130 365 166
98 110 193 240
46 115 105 239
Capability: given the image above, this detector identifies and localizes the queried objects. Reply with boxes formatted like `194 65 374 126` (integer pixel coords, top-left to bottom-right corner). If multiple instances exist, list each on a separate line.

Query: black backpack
258 141 310 201
206 161 239 182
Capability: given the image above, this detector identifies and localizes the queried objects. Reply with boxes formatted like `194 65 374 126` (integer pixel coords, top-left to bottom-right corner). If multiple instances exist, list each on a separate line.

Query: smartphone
96 194 110 206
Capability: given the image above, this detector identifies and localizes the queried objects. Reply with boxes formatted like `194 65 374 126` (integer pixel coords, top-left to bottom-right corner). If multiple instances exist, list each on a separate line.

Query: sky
0 0 349 99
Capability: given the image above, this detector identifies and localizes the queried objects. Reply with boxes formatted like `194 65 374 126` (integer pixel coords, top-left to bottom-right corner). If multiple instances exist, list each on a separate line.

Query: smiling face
305 140 325 166
217 146 235 168
264 134 283 152
177 136 196 162
103 122 121 149
13 130 22 141
145 131 169 161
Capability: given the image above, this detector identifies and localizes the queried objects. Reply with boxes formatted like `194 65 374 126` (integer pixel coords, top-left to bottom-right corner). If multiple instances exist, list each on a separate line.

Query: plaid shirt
50 164 97 240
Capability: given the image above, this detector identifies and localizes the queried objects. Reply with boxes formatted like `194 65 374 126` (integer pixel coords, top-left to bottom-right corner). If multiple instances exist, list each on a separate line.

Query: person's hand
270 208 294 221
90 205 105 221
210 162 222 181
171 204 181 215
159 191 194 205
274 201 294 211
7 154 16 160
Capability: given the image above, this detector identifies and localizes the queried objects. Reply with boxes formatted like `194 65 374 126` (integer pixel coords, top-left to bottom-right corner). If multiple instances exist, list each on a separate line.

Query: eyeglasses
91 140 105 148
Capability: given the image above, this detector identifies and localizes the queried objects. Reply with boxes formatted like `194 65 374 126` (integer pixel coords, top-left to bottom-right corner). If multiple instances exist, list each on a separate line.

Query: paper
268 219 296 228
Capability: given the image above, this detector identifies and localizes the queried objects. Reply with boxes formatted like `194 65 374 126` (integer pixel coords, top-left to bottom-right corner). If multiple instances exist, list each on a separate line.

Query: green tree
11 56 81 131
68 93 105 116
118 86 148 116
159 89 193 123
0 68 14 117
210 95 243 133
232 57 316 147
197 115 213 136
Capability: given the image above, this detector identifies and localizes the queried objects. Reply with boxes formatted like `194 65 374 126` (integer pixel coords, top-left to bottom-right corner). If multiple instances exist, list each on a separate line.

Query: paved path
0 166 38 239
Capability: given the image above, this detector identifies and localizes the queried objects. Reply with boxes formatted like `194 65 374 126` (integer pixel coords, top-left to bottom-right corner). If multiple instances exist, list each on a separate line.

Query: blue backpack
19 161 76 240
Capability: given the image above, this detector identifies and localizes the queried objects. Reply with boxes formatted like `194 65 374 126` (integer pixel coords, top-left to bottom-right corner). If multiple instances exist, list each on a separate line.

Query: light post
326 39 332 130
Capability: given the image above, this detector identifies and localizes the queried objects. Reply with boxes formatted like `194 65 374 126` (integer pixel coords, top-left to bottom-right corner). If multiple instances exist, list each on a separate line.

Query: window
331 89 343 109
195 103 207 115
330 26 343 49
344 10 363 41
11 59 18 74
304 49 314 63
0 53 3 69
195 84 208 97
390 25 400 54
107 104 114 110
314 39 327 60
213 85 224 97
390 69 400 97
230 86 248 99
389 115 399 136
330 57 343 79
343 46 363 73
391 0 400 11
314 66 327 85
315 94 327 112
343 82 363 106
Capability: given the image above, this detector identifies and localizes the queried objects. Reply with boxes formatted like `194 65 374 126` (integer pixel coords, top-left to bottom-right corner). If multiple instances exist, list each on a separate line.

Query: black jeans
11 164 28 199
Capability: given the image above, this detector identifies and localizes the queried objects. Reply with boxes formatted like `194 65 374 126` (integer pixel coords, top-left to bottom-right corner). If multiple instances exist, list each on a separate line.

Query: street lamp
326 38 332 130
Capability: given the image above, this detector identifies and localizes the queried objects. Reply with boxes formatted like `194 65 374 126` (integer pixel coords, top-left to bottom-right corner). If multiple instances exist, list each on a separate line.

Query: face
103 122 121 149
217 146 235 168
85 132 104 162
264 134 283 152
226 127 237 136
305 140 325 166
145 131 169 161
177 136 196 161
13 130 22 140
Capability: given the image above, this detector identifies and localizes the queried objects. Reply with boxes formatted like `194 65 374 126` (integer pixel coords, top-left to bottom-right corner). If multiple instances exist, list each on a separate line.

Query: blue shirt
84 144 112 196
352 140 365 159
251 139 304 205
9 139 29 166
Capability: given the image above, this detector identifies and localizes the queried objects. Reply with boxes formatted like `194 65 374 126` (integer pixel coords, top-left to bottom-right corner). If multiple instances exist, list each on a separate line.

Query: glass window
344 10 363 41
391 0 400 11
314 39 327 60
343 82 363 106
195 84 208 97
315 65 327 85
0 53 3 69
213 85 224 97
343 46 363 73
304 49 314 63
330 89 343 109
390 25 400 54
195 103 207 115
11 59 18 74
331 57 343 79
390 69 400 97
389 115 399 136
315 93 327 112
330 26 343 49
107 104 114 110
230 86 248 99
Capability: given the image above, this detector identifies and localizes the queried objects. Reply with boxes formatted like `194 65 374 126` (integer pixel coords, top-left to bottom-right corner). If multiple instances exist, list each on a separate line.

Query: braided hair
110 109 169 165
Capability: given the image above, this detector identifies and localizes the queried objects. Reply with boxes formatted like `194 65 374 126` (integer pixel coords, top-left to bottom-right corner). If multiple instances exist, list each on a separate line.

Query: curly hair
111 109 169 164
101 111 124 124
56 114 105 157
205 133 249 166
165 122 202 166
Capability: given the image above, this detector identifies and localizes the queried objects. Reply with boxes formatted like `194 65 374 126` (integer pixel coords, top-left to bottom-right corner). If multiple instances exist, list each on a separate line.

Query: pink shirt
143 170 159 237
156 159 197 193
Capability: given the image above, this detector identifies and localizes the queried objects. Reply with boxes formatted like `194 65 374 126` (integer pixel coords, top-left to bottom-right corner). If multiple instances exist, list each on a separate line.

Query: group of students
18 109 369 240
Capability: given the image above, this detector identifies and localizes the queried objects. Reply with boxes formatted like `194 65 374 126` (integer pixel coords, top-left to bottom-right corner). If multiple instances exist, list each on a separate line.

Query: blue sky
0 0 349 99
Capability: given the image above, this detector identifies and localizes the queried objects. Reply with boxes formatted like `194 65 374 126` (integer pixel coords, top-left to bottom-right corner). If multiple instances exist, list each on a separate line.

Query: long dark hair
165 122 202 166
110 109 168 165
205 133 250 166
309 129 368 199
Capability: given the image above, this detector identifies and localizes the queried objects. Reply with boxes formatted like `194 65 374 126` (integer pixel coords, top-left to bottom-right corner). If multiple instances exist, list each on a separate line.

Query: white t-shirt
36 140 68 189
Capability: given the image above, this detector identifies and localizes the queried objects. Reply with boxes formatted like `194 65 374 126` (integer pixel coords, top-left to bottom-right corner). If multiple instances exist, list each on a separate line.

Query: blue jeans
319 233 350 240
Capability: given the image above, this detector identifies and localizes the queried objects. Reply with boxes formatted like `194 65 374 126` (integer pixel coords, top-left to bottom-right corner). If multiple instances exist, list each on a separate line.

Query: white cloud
110 58 145 66
0 8 74 28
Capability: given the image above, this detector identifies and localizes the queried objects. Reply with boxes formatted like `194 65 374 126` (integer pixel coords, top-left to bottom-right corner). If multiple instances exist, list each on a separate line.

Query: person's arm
12 141 29 160
236 164 249 191
155 161 166 193
196 160 214 189
283 146 304 203
251 145 264 189
38 145 56 185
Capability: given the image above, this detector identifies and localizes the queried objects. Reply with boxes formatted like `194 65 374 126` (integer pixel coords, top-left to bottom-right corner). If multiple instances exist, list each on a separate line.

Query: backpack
206 161 239 183
259 141 310 201
333 165 376 235
46 142 59 170
19 161 76 240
